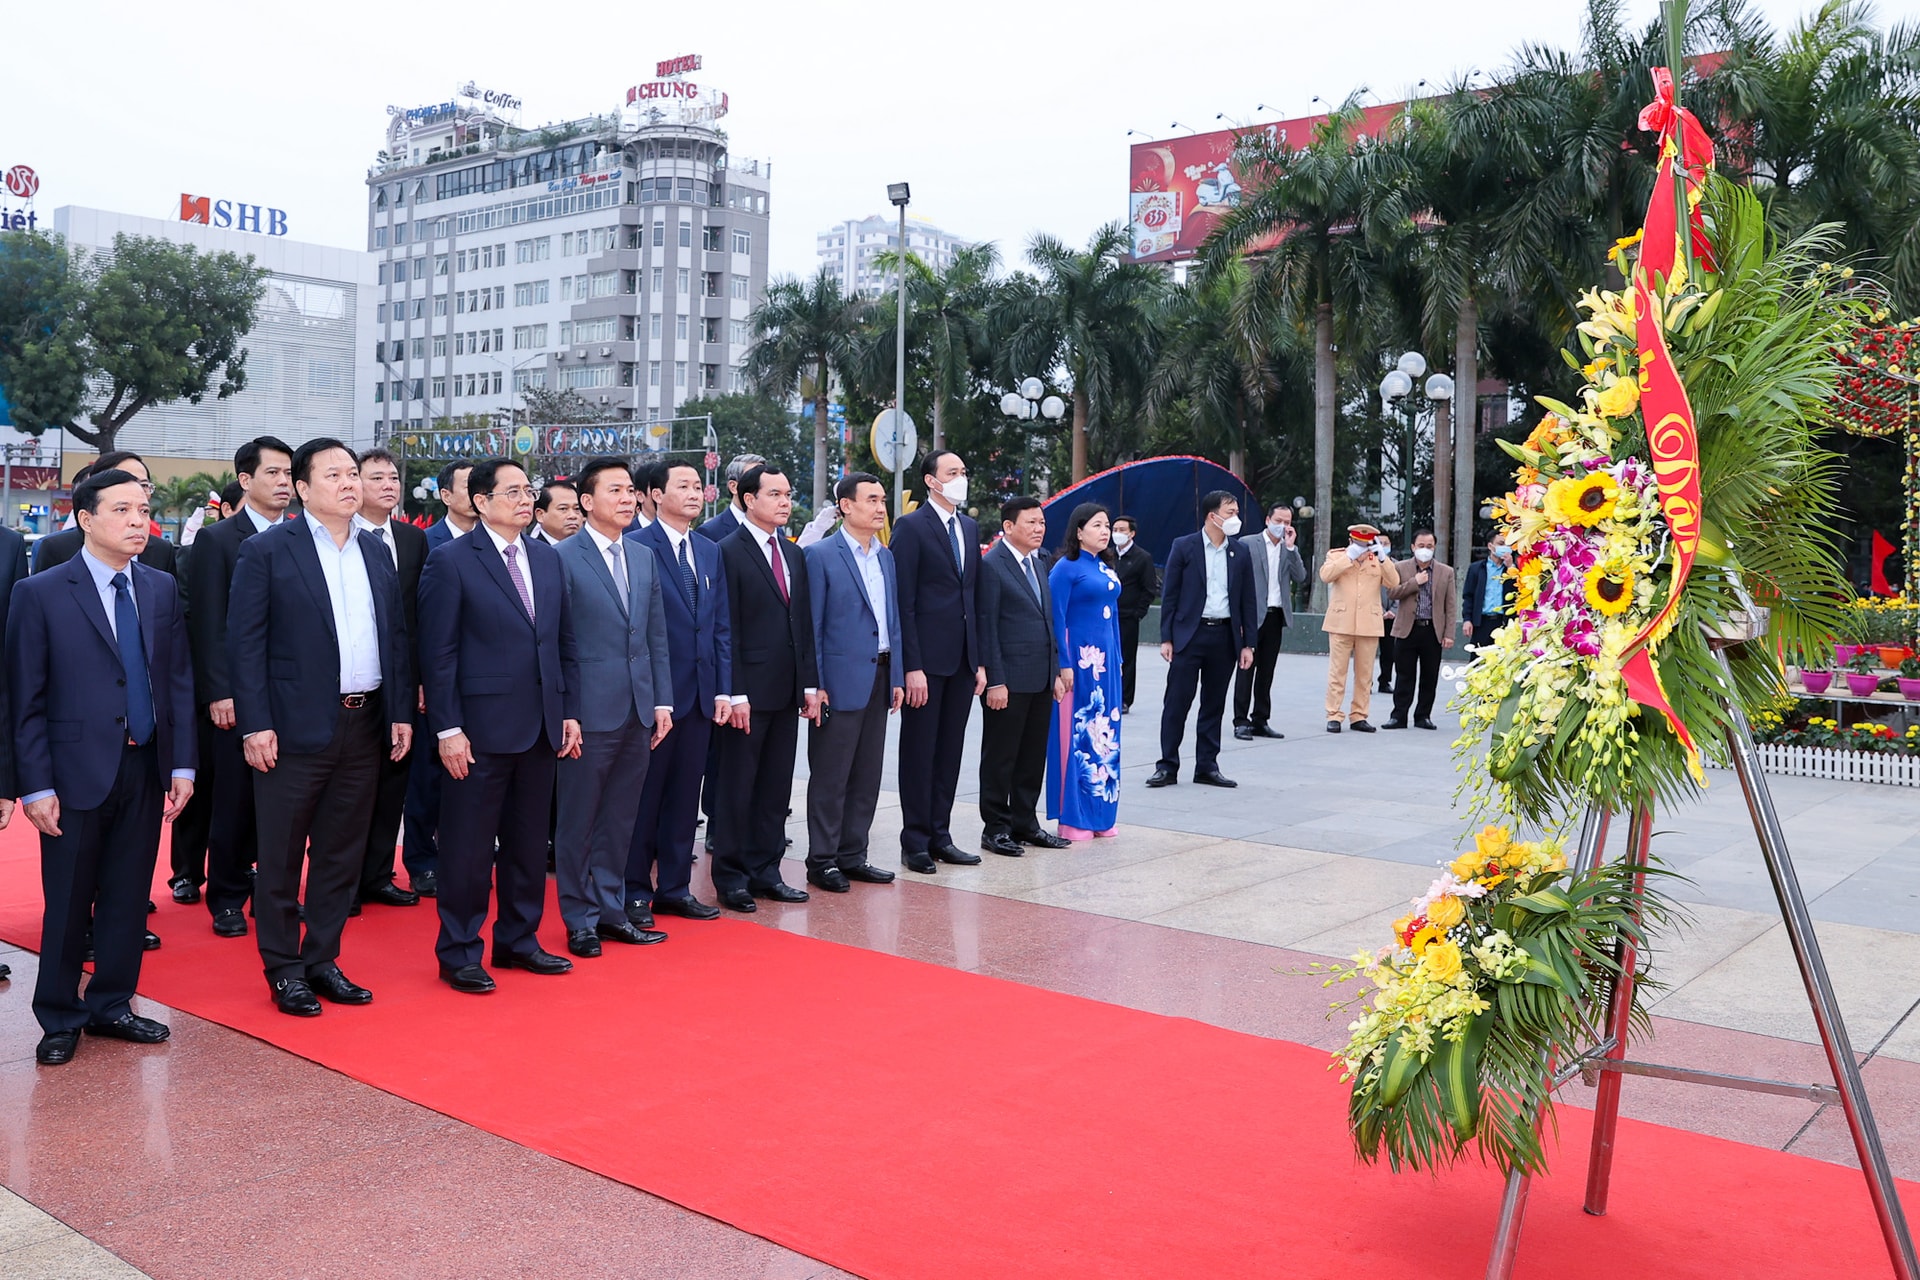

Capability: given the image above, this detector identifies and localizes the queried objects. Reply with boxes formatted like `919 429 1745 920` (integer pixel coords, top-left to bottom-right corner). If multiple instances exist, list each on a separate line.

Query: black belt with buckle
1201 617 1230 626
875 650 891 664
340 691 375 710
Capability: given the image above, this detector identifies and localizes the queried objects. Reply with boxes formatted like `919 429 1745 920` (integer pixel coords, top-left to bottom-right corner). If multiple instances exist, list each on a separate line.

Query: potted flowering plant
1845 650 1883 697
1899 656 1920 701
1801 667 1834 694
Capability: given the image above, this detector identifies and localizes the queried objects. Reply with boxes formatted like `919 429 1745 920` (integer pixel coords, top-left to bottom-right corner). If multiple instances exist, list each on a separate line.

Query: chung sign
179 194 289 237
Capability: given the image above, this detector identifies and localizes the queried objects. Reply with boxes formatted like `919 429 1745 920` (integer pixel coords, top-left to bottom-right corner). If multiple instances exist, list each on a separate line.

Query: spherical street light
1396 350 1428 379
1380 369 1413 401
1424 373 1455 401
1000 391 1027 418
1020 376 1046 401
1040 395 1065 422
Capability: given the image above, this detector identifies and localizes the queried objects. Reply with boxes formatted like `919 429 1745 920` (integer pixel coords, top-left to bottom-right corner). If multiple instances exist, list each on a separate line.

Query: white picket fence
1715 744 1920 788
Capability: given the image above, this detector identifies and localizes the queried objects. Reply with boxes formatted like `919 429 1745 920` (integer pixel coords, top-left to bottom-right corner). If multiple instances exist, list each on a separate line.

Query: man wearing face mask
1318 523 1400 733
1382 529 1456 731
1462 534 1517 647
1109 516 1158 714
1233 503 1308 740
1146 492 1258 788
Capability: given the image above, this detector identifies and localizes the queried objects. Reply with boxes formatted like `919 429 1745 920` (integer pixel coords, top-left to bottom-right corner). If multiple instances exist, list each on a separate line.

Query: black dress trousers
1158 622 1236 774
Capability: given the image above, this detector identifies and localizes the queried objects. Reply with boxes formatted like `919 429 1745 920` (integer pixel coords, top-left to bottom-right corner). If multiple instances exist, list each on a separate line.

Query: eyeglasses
479 486 534 502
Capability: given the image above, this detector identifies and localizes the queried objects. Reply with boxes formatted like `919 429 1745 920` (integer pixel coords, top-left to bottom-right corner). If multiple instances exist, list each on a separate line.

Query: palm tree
1198 97 1397 601
744 268 868 509
1146 260 1275 477
997 224 1165 483
865 243 1001 453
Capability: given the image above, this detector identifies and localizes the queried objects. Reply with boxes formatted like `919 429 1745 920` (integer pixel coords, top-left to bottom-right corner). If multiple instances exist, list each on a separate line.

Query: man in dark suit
418 457 582 992
1233 503 1309 740
31 452 180 579
1110 515 1157 714
1147 491 1259 789
185 436 294 938
1461 535 1517 648
692 451 763 544
802 473 903 893
892 449 985 875
351 448 427 909
10 469 197 1065
625 461 730 923
976 496 1072 857
404 460 476 899
531 477 581 545
710 464 821 912
553 457 672 958
229 440 413 1016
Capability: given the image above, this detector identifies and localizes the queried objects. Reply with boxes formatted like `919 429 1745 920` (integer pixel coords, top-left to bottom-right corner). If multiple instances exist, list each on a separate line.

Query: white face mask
1112 532 1132 549
1414 547 1434 563
1268 521 1289 539
939 476 967 506
1219 515 1242 537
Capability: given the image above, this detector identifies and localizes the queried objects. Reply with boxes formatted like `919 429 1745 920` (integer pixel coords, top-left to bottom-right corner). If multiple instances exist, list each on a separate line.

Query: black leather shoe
85 1012 170 1043
653 895 721 920
1144 768 1177 787
1194 769 1238 788
1015 830 1074 850
567 928 603 958
439 963 495 994
143 930 161 951
494 948 573 975
720 889 758 912
271 977 323 1016
901 850 937 875
1415 717 1439 730
0 963 9 981
308 966 372 1005
363 881 420 907
1378 683 1394 694
169 876 201 904
1251 725 1286 740
1382 719 1408 730
347 901 362 917
1327 720 1342 733
1350 720 1377 733
1232 724 1255 740
753 882 810 903
147 899 156 915
212 909 248 938
808 867 852 893
36 1030 79 1065
412 870 438 898
930 842 981 866
843 863 896 884
598 919 667 945
981 833 1025 858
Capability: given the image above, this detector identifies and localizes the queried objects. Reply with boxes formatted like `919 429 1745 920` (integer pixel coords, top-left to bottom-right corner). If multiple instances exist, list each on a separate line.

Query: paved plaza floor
3 651 1916 1277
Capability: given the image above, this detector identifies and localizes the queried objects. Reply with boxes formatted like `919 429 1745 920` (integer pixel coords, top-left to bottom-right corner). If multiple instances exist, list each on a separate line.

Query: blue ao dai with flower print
1046 551 1123 831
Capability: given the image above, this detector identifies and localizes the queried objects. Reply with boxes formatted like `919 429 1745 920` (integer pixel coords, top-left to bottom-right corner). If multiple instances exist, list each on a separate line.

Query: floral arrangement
1751 696 1920 754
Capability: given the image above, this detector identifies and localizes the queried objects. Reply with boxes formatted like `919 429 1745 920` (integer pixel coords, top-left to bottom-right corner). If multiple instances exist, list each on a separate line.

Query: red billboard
1127 103 1405 263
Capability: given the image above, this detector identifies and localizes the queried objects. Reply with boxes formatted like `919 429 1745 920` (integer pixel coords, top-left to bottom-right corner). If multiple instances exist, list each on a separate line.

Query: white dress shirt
304 514 384 695
1202 533 1230 619
242 503 283 533
353 513 401 568
842 528 890 654
1263 529 1286 609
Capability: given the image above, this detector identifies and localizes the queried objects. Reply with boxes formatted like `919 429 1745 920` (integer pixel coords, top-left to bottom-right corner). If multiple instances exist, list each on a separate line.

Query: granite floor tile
0 1185 90 1258
1142 855 1435 951
1654 922 1920 1046
1 1233 149 1280
1013 841 1336 920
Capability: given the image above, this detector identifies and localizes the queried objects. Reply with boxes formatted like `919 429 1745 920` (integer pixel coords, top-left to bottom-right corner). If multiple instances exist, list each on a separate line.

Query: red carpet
0 822 1913 1279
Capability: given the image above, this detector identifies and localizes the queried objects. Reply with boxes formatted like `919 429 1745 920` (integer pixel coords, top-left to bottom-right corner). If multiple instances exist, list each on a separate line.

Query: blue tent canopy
1040 456 1255 566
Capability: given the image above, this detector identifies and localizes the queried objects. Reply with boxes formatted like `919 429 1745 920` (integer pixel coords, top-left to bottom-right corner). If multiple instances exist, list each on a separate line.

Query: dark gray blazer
555 528 672 734
1239 529 1308 623
977 542 1057 695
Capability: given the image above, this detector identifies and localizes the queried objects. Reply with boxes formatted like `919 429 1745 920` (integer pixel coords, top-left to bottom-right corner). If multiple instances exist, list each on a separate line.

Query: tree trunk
932 394 944 453
1309 299 1336 611
1230 391 1246 480
1452 292 1479 577
1071 389 1089 484
813 356 830 512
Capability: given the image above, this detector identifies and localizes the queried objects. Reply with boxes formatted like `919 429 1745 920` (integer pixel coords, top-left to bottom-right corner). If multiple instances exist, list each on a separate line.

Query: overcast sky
4 0 1912 282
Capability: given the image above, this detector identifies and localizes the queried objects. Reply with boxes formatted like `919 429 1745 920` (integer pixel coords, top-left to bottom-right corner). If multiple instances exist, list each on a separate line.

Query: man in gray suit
976 496 1071 857
1233 502 1309 741
801 473 903 894
553 457 675 957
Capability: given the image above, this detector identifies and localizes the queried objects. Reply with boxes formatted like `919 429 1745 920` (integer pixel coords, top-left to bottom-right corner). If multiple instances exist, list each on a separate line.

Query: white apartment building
366 77 771 436
816 213 973 297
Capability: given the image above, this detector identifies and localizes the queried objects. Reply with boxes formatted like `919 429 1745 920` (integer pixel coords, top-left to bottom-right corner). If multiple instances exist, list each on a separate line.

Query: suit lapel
286 523 339 644
832 534 881 629
578 536 627 616
734 524 784 604
64 558 118 655
473 534 537 629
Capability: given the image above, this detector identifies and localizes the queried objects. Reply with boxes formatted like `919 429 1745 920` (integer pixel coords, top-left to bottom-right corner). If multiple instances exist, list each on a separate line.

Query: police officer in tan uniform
1319 523 1399 733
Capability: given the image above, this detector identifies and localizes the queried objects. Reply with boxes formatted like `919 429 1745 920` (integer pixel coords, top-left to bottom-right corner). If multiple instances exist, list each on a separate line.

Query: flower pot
1834 643 1860 665
1900 678 1920 701
1879 646 1912 669
1845 672 1882 697
1802 670 1834 694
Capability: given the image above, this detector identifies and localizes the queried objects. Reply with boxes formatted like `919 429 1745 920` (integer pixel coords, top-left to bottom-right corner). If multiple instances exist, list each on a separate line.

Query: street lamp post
888 181 912 516
1000 379 1066 498
1379 351 1453 551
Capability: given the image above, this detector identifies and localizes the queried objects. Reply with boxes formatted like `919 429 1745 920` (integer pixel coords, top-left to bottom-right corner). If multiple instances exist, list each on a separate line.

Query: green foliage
520 386 615 424
0 231 87 433
679 393 809 492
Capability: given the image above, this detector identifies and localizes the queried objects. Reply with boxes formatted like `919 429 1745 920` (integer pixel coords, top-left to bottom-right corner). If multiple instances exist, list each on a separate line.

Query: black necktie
946 515 963 574
676 536 697 607
112 572 155 746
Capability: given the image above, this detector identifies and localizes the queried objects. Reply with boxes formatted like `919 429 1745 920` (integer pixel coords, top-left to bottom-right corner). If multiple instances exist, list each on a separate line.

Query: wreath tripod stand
1483 619 1920 1279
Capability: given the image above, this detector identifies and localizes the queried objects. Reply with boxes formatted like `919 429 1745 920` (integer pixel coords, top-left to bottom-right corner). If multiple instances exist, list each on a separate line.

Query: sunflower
1544 473 1619 528
1584 561 1635 616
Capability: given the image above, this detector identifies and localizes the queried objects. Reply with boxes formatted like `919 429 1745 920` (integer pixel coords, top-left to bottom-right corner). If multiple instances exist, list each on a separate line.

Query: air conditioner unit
600 346 613 356
555 351 566 360
598 394 610 403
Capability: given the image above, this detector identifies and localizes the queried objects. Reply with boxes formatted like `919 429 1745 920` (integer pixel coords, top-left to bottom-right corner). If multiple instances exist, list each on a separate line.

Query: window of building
676 314 689 341
432 335 447 357
676 268 689 295
410 298 425 320
678 221 692 248
435 254 449 276
432 376 447 399
730 273 749 299
626 227 643 250
377 263 389 285
703 317 721 344
491 370 503 393
729 319 747 345
373 382 384 403
674 361 686 388
623 270 638 294
434 294 448 317
515 236 550 263
514 368 547 392
648 360 660 387
649 313 662 339
561 231 577 257
651 267 663 293
410 336 426 360
575 317 617 343
732 229 751 255
702 272 721 298
375 227 388 249
652 220 665 247
703 226 723 252
390 379 404 401
455 249 468 273
561 364 615 390
590 271 616 298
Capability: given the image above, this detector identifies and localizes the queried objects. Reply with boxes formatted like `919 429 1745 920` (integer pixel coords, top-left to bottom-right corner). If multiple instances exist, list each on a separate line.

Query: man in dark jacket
1110 515 1158 714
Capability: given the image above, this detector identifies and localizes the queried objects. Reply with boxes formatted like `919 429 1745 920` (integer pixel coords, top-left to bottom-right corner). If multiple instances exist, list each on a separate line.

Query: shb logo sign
179 193 288 237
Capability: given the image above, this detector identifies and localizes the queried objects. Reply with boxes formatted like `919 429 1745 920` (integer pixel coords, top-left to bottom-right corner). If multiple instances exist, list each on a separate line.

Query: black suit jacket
892 503 980 678
1113 542 1160 622
185 510 274 705
0 527 21 796
694 504 744 544
977 543 1057 695
1159 531 1259 655
34 524 177 578
718 523 817 711
227 519 412 755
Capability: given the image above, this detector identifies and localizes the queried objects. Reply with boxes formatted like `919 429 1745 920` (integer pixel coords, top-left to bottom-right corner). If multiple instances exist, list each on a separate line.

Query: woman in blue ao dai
1046 503 1123 840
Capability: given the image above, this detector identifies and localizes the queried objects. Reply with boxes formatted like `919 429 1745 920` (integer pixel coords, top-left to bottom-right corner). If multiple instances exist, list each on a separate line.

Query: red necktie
769 534 789 603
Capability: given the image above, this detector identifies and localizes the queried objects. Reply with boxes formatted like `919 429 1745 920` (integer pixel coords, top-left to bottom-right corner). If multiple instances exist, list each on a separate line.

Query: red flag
1871 530 1898 596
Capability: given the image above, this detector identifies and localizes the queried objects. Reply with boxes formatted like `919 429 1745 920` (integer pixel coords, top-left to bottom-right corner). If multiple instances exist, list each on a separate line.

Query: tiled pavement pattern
4 652 1917 1276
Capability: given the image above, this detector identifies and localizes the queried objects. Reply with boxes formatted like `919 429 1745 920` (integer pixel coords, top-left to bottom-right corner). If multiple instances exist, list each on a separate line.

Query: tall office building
815 213 973 297
366 69 770 436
